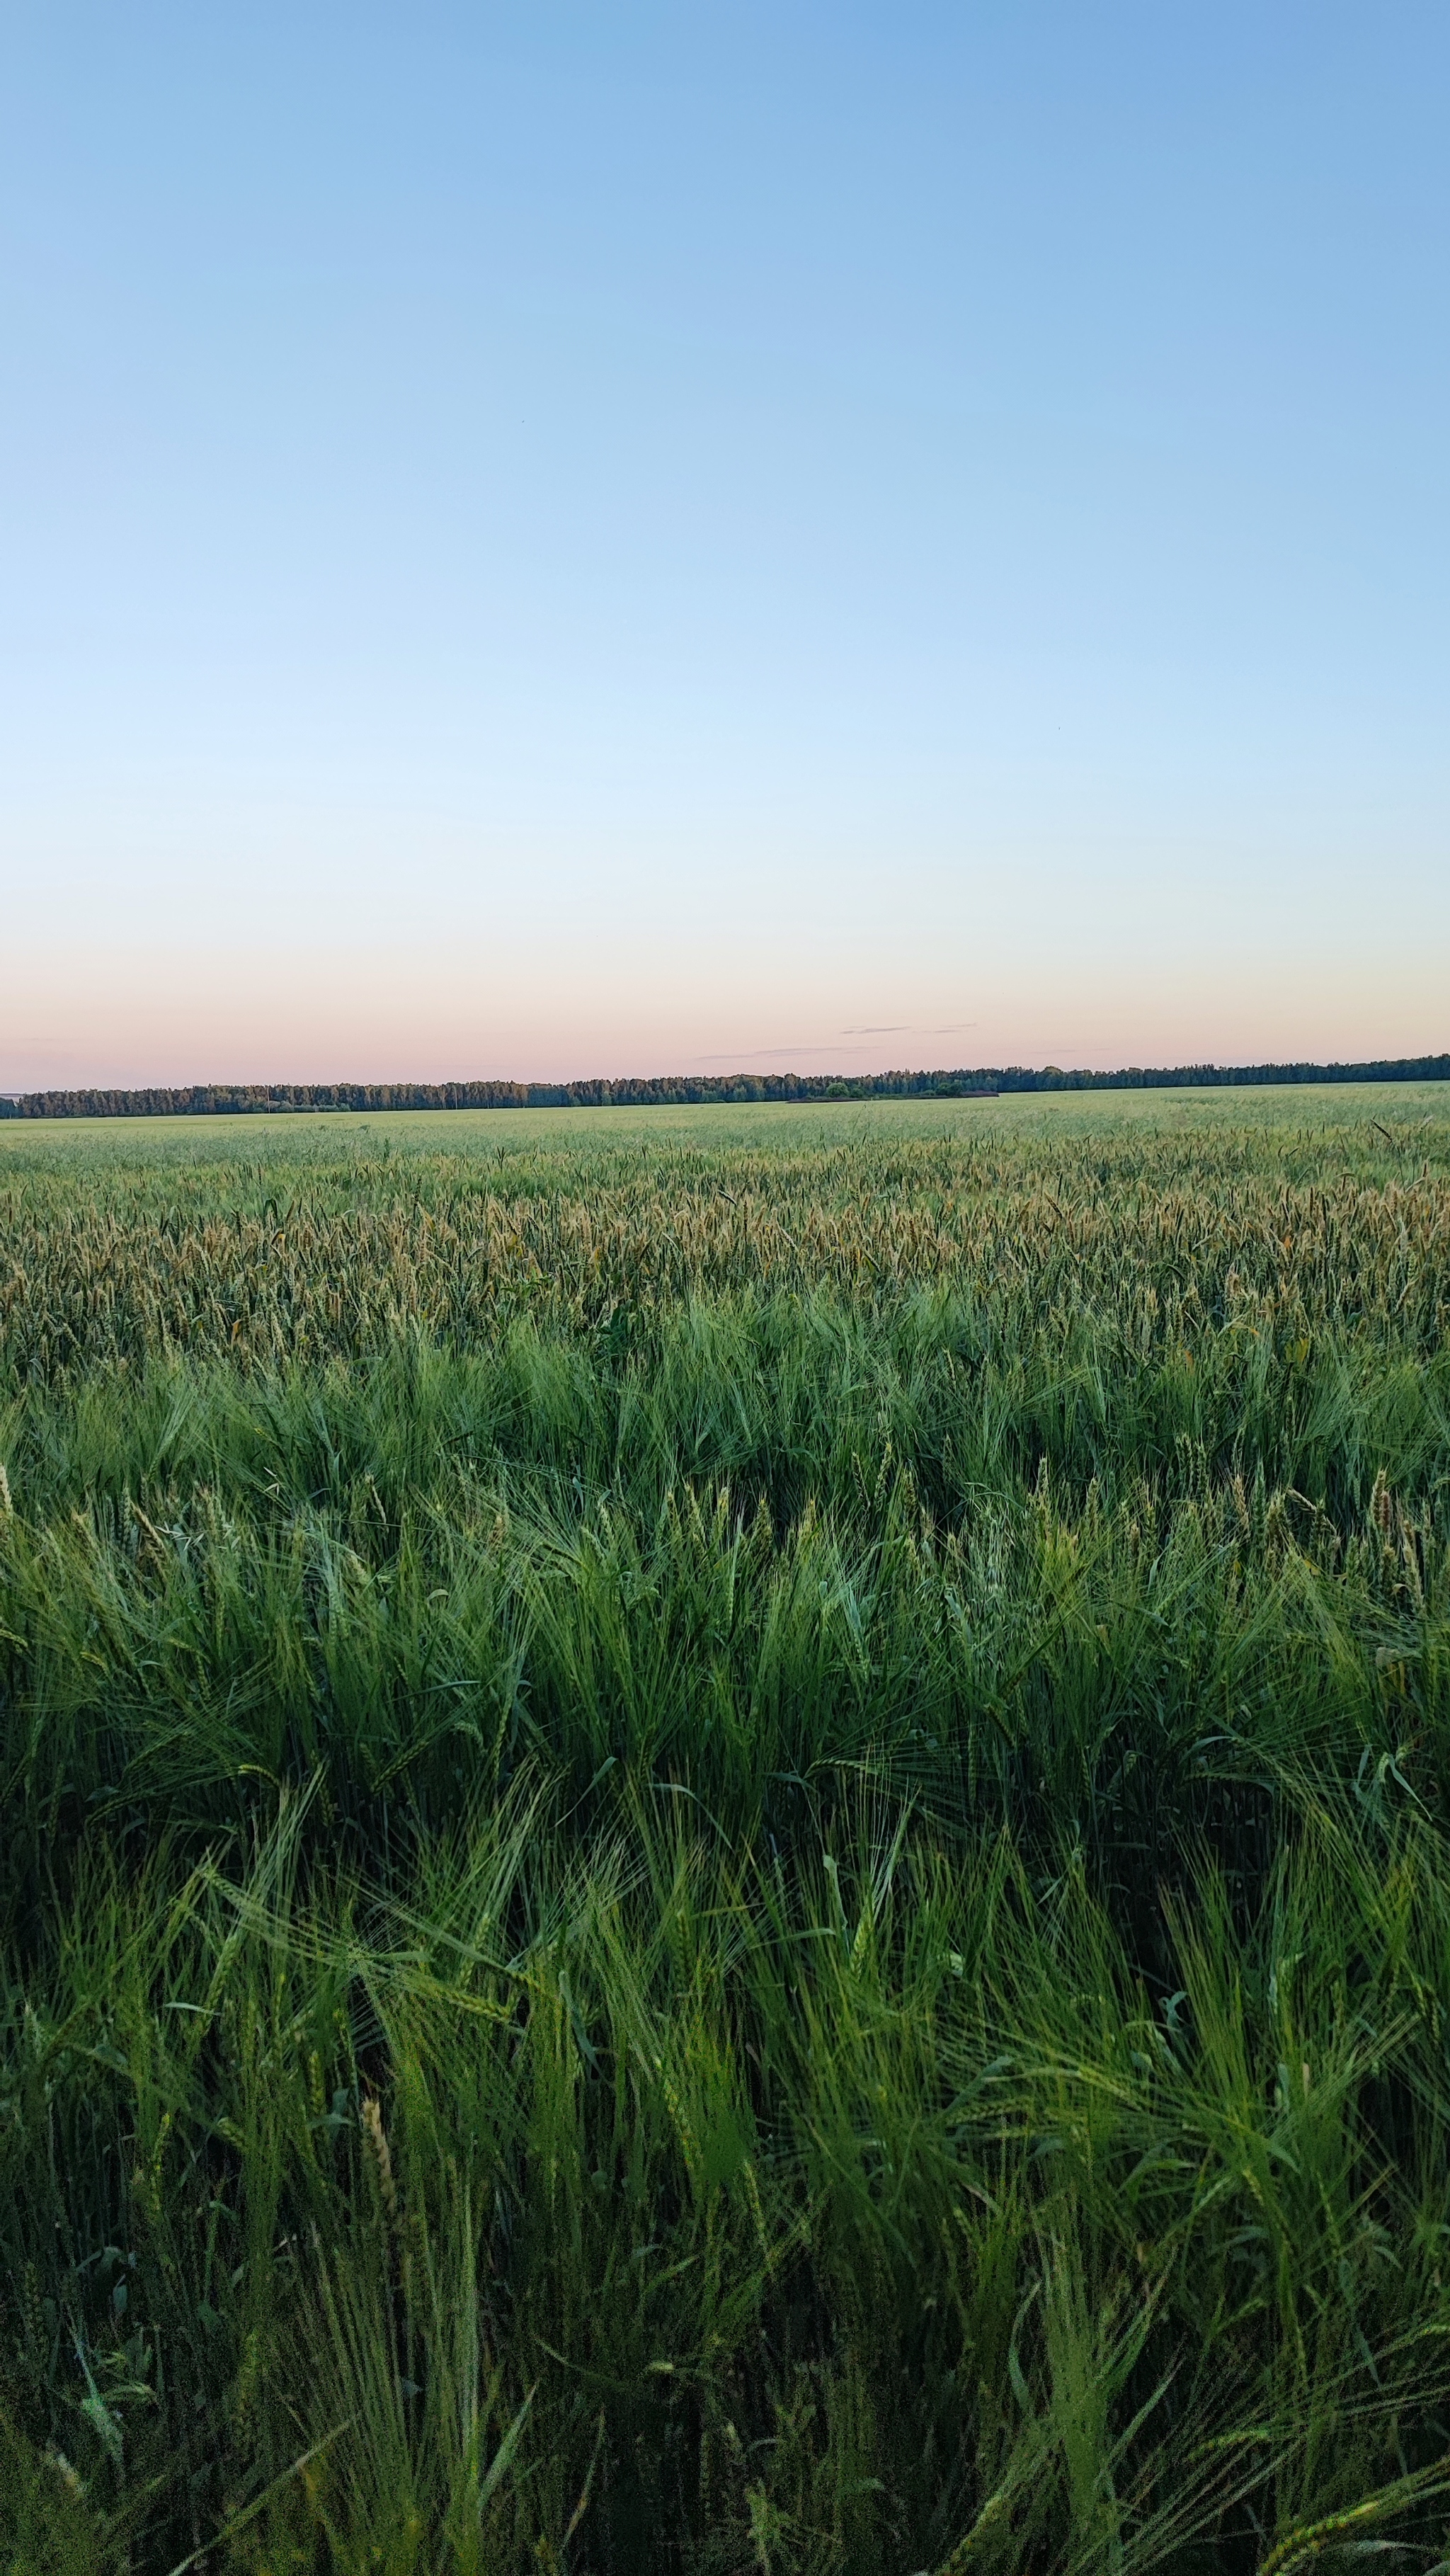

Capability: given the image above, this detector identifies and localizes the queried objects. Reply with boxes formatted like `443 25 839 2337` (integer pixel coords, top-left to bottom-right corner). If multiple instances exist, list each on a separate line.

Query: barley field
4 1087 1450 2574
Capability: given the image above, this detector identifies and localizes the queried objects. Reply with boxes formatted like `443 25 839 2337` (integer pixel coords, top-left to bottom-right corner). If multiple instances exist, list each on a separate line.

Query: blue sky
2 2 1446 1085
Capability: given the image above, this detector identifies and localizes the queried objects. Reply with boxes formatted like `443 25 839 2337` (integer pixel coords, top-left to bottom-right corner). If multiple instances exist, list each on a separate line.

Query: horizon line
4 1049 1449 1118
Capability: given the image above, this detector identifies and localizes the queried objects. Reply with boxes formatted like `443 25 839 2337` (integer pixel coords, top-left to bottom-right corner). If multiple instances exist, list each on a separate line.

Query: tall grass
2 1092 1449 2571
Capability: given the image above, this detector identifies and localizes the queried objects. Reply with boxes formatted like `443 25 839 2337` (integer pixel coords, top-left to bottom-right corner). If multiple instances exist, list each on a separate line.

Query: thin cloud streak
692 1023 981 1064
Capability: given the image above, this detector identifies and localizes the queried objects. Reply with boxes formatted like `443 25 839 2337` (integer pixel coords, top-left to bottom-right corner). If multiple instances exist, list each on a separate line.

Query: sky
1 1 1447 1088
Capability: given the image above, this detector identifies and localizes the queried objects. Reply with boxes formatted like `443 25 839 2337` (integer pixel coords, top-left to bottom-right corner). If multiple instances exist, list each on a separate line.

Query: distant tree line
1 1055 1447 1119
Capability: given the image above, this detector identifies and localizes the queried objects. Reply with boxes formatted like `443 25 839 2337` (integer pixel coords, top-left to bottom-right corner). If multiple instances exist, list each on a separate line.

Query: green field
4 1087 1450 2572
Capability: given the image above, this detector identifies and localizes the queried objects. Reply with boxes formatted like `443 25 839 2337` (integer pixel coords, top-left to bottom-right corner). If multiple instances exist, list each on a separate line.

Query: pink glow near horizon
3 944 1443 1093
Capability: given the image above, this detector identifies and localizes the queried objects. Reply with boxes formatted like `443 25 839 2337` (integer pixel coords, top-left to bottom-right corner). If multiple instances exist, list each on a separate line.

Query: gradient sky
2 2 1447 1088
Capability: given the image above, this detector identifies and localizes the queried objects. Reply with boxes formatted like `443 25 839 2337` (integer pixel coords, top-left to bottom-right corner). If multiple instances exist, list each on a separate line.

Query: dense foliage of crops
3 1090 1450 2574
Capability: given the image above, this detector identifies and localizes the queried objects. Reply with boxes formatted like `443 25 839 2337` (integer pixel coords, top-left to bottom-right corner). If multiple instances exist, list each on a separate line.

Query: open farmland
4 1086 1450 2572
